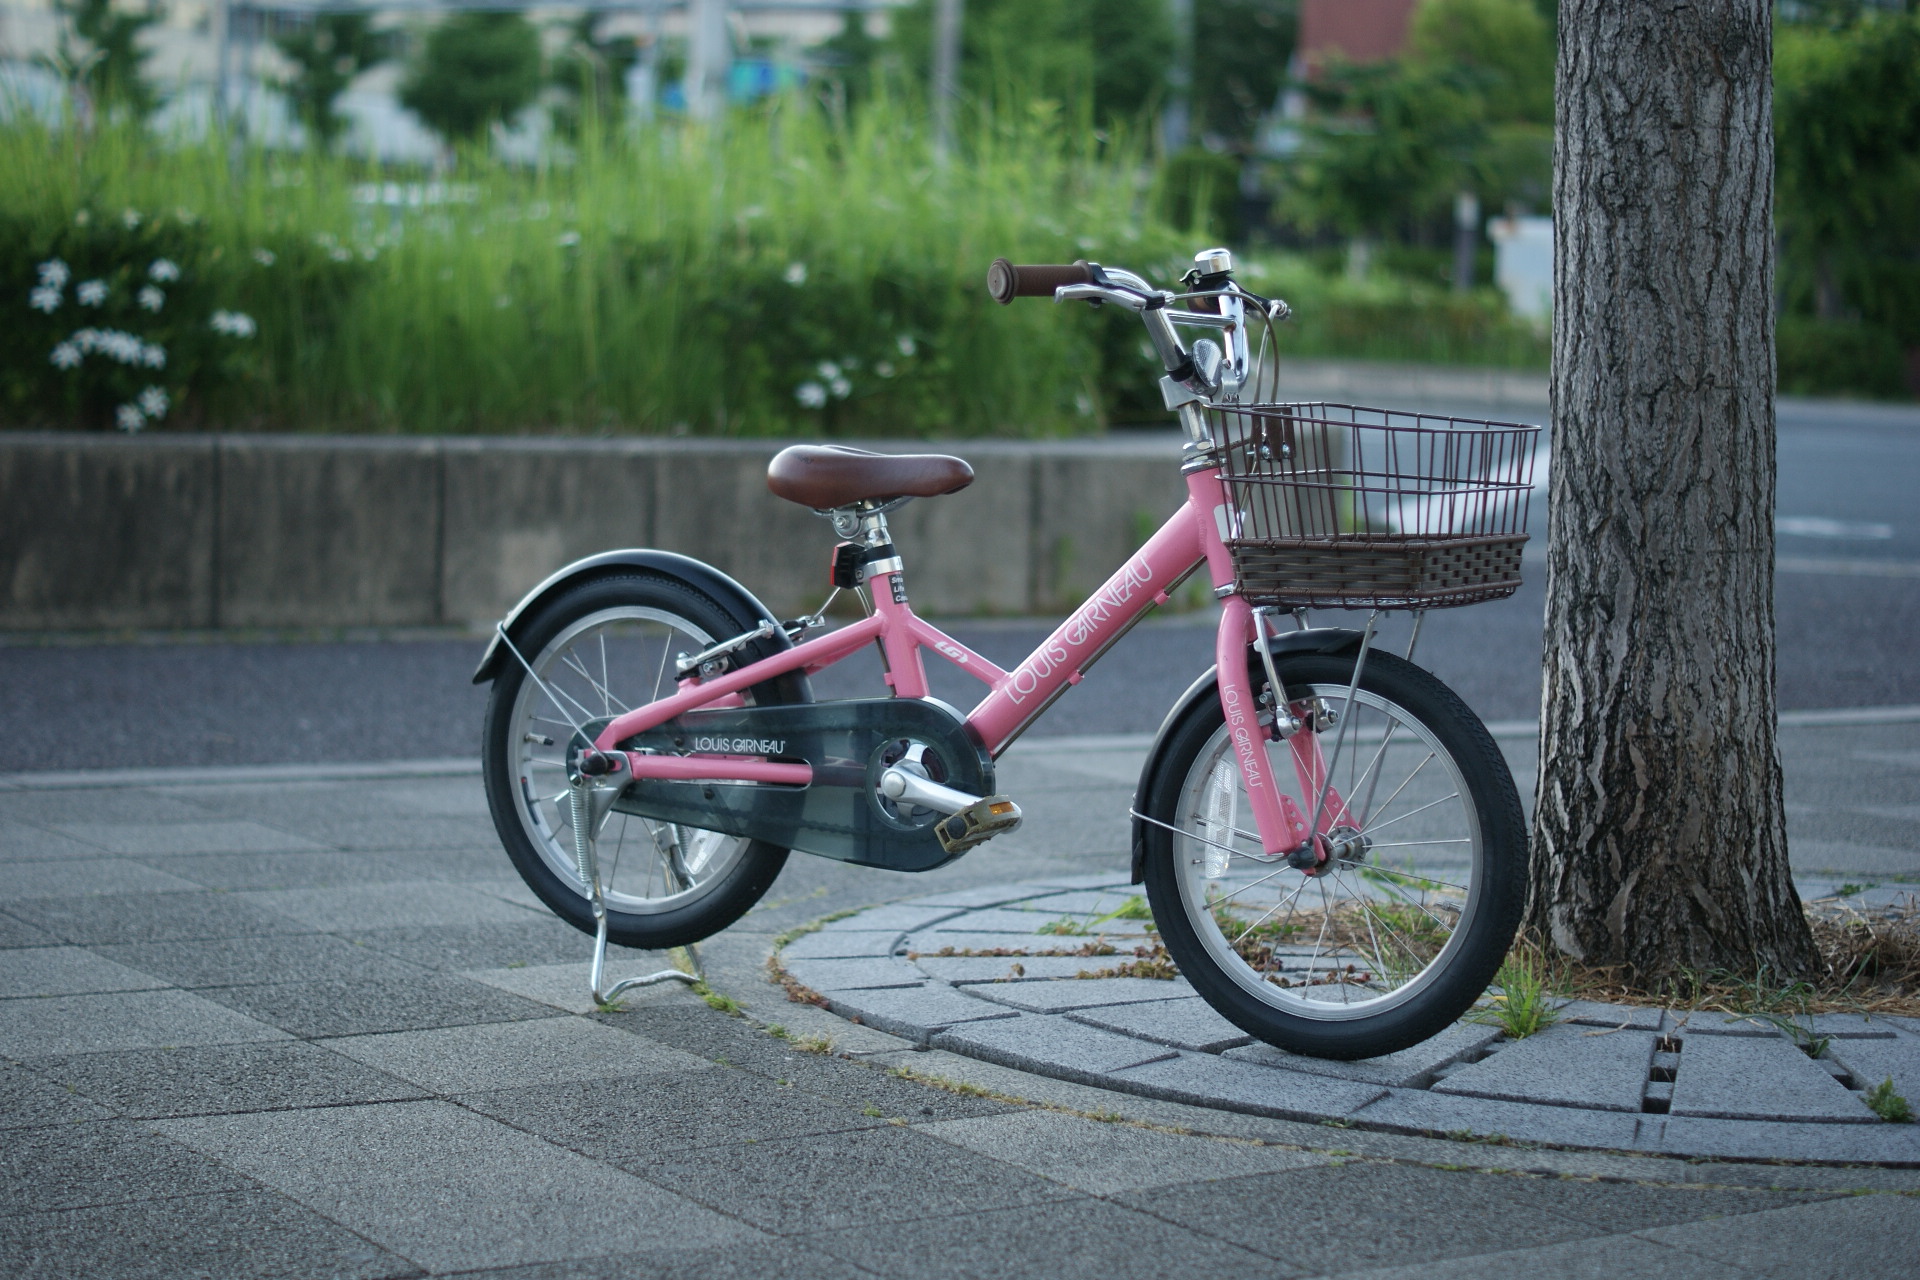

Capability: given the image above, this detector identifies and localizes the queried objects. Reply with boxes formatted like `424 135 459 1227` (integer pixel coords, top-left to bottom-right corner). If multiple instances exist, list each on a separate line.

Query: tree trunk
1531 0 1816 979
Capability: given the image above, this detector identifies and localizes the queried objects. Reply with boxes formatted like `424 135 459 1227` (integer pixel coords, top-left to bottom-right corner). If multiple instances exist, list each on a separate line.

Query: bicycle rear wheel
1140 649 1525 1060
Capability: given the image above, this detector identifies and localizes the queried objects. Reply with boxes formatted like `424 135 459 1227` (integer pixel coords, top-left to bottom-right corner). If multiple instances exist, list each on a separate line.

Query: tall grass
1 95 1545 436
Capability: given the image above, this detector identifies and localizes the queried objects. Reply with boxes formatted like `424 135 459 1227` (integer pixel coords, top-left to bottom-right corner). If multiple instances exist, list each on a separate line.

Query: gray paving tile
922 907 1105 934
0 818 121 861
1 890 319 945
1653 1115 1920 1163
1129 1163 1579 1270
232 881 545 931
143 849 497 892
1675 1011 1795 1037
1227 1021 1503 1088
916 954 1103 982
823 983 1021 1042
1349 1089 1645 1149
919 1110 1334 1194
643 1124 1077 1234
265 815 500 851
932 1014 1178 1078
32 1041 427 1118
1010 889 1155 915
1634 1191 1920 1278
0 908 55 948
968 975 1194 1013
152 1100 758 1274
902 884 1044 909
198 972 560 1038
319 1016 712 1092
341 919 601 971
1067 995 1254 1052
805 1195 1286 1280
0 1061 115 1128
457 1067 884 1163
904 931 1125 957
819 903 961 934
0 1189 418 1280
449 1238 865 1280
782 955 927 991
1668 1033 1875 1122
1108 1052 1389 1120
0 791 218 825
1828 1034 1920 1099
1557 1000 1667 1030
1322 1233 1745 1280
1432 1024 1656 1111
780 929 904 961
50 820 328 854
93 933 431 988
0 857 203 899
1806 1011 1907 1039
0 1120 253 1213
0 989 292 1058
0 945 170 997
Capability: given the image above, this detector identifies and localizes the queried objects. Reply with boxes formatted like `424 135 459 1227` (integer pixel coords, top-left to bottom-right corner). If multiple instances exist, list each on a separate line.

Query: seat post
830 500 909 604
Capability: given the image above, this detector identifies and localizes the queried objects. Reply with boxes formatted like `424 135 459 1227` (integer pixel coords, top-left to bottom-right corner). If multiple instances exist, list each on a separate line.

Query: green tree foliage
547 13 638 140
889 0 1173 128
52 0 158 121
1191 0 1298 146
813 11 882 112
1408 0 1552 123
274 14 387 149
399 12 544 146
1775 7 1920 364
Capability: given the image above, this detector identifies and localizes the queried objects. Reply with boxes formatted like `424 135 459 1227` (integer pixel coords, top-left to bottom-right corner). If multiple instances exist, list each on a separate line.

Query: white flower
140 343 166 368
115 404 144 431
148 259 180 282
73 328 99 352
816 361 840 381
138 285 165 312
829 376 852 399
121 208 142 229
795 381 827 409
252 248 276 266
329 246 352 263
784 262 808 286
137 386 169 419
37 259 70 288
361 246 377 262
896 334 917 358
556 231 580 247
49 342 81 369
875 360 896 379
29 286 61 313
77 280 107 306
210 311 255 338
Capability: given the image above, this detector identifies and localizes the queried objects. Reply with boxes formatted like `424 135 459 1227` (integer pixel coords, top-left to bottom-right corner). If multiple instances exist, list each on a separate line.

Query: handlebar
986 259 1095 305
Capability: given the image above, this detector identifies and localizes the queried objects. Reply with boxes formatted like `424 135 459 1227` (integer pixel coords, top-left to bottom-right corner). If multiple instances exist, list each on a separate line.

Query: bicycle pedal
936 795 1023 854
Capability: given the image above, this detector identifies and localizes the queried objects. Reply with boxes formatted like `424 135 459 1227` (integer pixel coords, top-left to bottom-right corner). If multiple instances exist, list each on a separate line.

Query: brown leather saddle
766 445 974 510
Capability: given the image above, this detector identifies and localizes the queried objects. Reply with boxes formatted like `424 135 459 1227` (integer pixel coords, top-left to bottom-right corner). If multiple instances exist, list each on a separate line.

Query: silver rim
1172 680 1484 1020
507 606 757 916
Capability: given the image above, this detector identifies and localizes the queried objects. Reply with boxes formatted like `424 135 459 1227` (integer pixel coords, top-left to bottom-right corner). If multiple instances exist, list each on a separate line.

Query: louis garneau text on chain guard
607 698 994 873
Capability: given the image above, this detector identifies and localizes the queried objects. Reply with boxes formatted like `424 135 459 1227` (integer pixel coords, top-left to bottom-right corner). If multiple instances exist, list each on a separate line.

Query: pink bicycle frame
590 464 1344 858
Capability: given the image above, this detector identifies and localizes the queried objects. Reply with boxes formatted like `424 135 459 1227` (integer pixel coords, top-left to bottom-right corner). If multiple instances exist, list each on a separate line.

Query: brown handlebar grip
986 258 1095 304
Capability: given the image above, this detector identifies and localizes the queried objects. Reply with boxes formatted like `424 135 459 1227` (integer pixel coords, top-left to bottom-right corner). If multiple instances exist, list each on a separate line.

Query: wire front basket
1207 402 1543 610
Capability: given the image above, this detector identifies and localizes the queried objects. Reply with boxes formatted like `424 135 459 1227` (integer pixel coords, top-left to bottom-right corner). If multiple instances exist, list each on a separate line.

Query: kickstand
570 775 703 1006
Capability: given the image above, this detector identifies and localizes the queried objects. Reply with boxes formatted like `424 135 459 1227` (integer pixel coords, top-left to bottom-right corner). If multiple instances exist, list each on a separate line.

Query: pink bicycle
477 249 1539 1059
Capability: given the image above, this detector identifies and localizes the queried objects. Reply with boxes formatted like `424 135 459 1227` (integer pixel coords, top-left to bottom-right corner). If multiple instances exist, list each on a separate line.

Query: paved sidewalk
2 717 1918 1277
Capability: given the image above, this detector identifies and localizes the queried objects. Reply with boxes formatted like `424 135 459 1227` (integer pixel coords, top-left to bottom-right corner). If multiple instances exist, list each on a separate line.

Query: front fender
472 549 793 684
1127 626 1365 882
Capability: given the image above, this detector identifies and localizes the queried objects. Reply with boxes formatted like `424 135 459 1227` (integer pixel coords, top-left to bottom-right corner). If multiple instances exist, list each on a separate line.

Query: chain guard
609 698 993 872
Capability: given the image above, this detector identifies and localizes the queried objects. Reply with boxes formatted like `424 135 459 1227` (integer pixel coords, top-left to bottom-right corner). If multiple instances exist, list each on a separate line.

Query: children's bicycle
475 249 1539 1060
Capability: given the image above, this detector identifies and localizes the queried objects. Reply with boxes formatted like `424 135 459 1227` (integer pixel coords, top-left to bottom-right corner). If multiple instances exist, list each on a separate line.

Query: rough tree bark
1531 0 1816 978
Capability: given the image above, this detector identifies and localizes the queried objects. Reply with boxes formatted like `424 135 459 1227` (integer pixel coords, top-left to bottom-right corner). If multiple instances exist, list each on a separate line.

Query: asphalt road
3 397 1915 774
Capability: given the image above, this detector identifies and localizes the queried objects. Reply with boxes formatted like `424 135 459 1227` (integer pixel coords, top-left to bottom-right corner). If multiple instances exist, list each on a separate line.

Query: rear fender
472 549 799 685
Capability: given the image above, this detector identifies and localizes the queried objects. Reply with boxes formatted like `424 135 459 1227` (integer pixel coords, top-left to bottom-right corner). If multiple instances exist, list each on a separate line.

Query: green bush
1777 316 1909 400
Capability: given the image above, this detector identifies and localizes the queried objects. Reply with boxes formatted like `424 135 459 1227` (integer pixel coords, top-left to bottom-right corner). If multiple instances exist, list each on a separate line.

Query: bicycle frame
589 463 1341 859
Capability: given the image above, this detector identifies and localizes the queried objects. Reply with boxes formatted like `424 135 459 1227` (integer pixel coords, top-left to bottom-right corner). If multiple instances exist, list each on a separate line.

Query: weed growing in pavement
1092 895 1155 925
1470 945 1561 1039
1866 1078 1913 1123
694 982 743 1016
1035 916 1091 936
793 1033 835 1054
861 1104 885 1118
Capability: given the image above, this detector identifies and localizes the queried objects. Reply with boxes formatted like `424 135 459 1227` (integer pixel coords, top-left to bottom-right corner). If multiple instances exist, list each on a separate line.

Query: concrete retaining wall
1 433 1193 630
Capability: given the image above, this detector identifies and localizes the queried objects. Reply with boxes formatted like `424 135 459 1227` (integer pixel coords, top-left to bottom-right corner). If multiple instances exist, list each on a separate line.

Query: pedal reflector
936 795 1023 854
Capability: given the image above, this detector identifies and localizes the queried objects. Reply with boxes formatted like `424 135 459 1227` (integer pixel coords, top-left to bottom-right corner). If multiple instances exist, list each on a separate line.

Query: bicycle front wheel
1140 649 1525 1060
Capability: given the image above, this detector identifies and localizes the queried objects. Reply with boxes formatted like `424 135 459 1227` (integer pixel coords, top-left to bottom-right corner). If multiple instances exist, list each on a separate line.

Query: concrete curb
782 878 1920 1166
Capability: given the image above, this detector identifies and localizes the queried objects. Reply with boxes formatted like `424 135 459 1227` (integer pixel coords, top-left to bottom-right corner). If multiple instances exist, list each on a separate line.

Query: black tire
1140 649 1525 1060
481 572 809 950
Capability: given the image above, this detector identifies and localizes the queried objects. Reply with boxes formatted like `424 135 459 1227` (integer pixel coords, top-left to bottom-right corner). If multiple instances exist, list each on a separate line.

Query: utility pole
684 0 730 122
931 0 961 161
213 0 231 130
1164 0 1193 152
